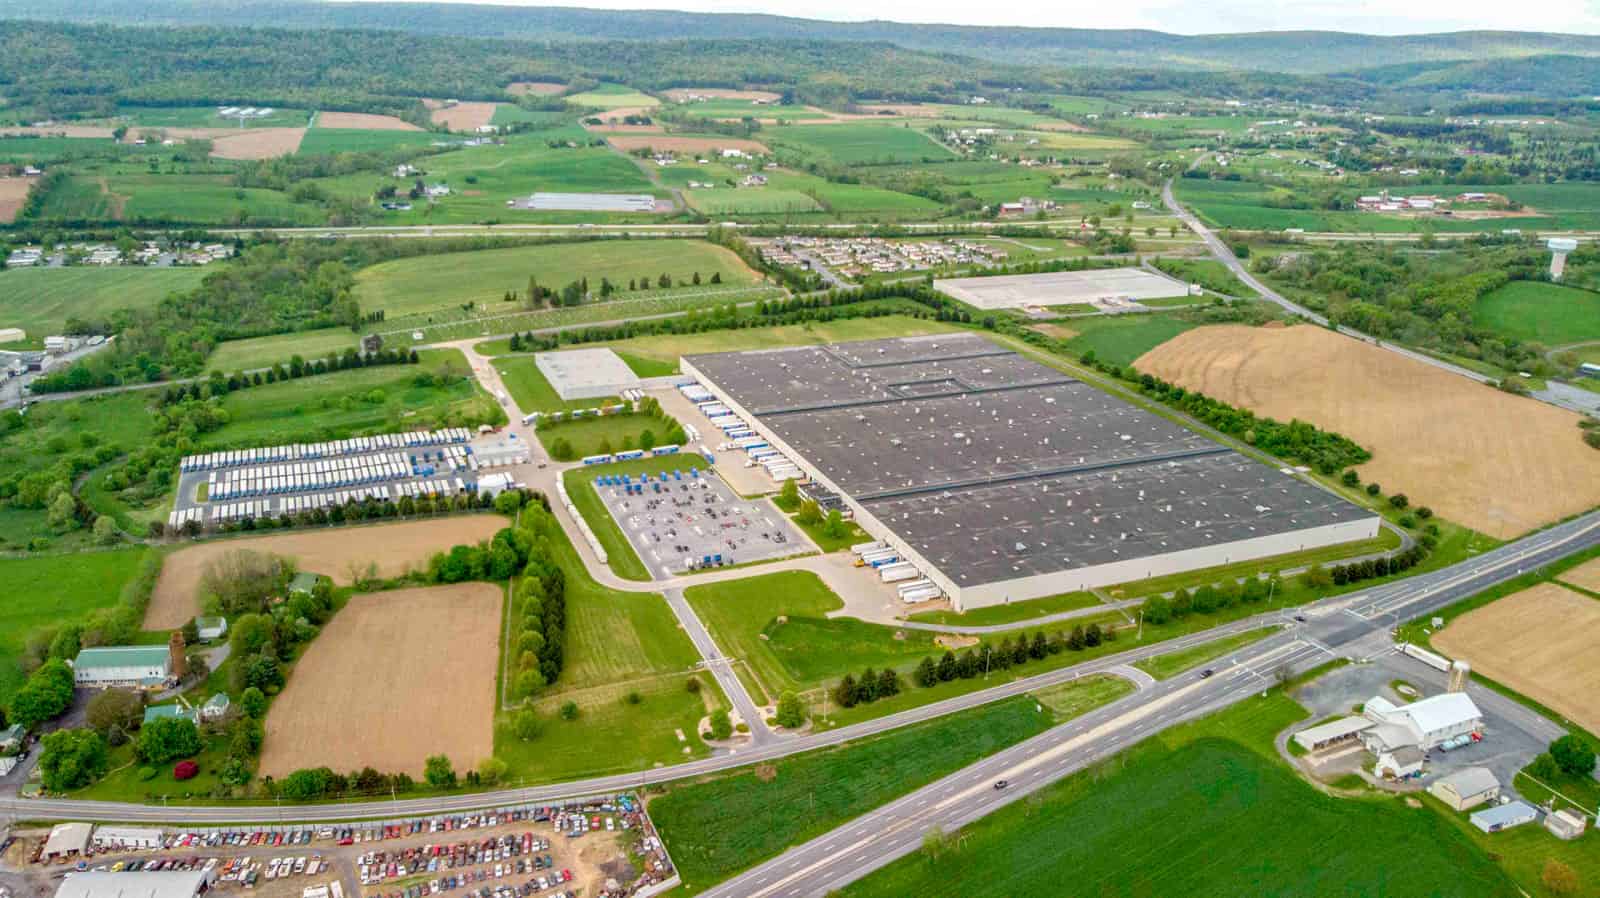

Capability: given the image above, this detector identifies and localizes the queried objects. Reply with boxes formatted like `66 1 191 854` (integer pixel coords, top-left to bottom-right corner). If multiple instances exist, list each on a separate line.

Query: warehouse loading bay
682 334 1379 612
589 466 807 576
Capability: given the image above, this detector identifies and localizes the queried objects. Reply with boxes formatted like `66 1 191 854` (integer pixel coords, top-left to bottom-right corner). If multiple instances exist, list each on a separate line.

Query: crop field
0 176 30 222
209 127 307 160
297 128 436 155
685 188 821 215
196 349 500 448
386 286 780 345
352 240 758 318
839 693 1518 898
768 124 956 165
206 327 361 373
36 174 321 225
507 82 567 96
488 106 568 128
1556 555 1600 592
315 112 422 130
605 135 769 155
765 171 942 216
684 570 938 698
1434 582 1600 735
1476 281 1600 345
0 549 151 702
1048 313 1201 366
144 515 507 629
0 266 206 342
426 100 499 131
122 105 309 129
663 89 782 102
1134 324 1600 538
260 582 501 777
1174 178 1557 233
566 85 659 109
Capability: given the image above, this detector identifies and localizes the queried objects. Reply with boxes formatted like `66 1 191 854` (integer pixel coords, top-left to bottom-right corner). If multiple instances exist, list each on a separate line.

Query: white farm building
71 645 174 688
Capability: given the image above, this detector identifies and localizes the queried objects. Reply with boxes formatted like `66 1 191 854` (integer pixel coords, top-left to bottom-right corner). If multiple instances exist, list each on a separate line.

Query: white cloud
356 0 1600 34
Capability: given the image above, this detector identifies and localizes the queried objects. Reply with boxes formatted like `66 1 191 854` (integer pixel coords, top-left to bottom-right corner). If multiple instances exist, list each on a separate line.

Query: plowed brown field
316 112 422 131
1434 582 1600 735
143 516 506 629
1134 324 1600 538
260 583 502 776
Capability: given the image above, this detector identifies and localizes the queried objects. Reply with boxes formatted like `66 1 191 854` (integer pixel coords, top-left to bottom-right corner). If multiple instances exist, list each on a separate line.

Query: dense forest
4 0 1599 75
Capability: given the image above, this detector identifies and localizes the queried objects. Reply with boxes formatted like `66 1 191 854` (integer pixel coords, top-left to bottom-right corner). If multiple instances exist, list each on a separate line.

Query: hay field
507 82 567 96
426 101 499 132
209 128 306 160
605 135 768 155
1557 556 1600 593
315 112 422 131
1133 324 1600 538
260 583 501 777
143 516 506 629
1434 582 1600 735
0 177 30 223
663 88 781 102
0 125 116 138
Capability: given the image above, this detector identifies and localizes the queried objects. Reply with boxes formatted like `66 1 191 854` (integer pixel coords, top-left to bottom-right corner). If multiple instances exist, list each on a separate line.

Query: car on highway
993 779 1009 790
1199 668 1215 678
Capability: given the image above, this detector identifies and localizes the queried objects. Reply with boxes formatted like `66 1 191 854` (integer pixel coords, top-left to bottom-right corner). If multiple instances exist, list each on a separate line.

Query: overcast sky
356 0 1600 35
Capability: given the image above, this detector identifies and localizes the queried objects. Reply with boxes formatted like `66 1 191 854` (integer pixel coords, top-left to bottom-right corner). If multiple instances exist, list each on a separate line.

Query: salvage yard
260 583 502 777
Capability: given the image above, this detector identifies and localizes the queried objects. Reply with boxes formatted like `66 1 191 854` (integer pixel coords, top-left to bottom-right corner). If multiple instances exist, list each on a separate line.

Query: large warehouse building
683 334 1379 611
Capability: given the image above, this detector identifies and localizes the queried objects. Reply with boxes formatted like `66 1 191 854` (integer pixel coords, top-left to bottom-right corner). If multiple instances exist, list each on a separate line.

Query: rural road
6 502 1598 824
662 587 775 745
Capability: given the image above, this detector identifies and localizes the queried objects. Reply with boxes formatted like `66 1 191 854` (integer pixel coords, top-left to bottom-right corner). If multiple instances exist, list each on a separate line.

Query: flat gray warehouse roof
686 333 1374 589
935 268 1190 309
535 347 642 400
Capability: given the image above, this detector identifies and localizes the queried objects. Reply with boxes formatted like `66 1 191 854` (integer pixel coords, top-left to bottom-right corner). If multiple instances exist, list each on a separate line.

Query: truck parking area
11 800 674 898
170 429 530 529
590 466 808 576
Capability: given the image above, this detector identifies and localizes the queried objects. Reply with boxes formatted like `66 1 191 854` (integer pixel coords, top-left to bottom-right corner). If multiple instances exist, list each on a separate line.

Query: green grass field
669 99 825 121
1133 626 1278 679
769 124 956 166
653 695 1064 894
1477 280 1600 346
36 174 321 225
908 590 1100 627
1057 313 1201 366
0 266 206 343
0 548 153 702
495 356 618 414
567 85 659 109
840 693 1520 898
205 327 362 373
535 413 677 460
352 240 757 318
685 570 939 700
198 349 502 447
685 188 822 215
296 128 436 155
561 455 709 582
122 105 308 129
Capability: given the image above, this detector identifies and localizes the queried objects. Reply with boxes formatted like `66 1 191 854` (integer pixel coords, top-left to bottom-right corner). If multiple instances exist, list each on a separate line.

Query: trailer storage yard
682 334 1379 611
588 464 807 576
170 429 529 531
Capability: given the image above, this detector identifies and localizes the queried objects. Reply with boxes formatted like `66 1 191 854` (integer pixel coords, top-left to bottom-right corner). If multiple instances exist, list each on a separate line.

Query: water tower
1548 237 1578 281
1448 659 1471 693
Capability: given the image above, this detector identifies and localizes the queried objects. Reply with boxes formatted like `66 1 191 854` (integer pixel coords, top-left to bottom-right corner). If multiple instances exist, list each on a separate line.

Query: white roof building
1361 693 1482 753
42 822 94 858
1428 766 1500 811
55 871 211 898
91 826 164 851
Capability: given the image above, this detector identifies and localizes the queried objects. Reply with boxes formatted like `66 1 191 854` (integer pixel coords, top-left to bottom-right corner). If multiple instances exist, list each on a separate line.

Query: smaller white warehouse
91 826 164 851
1428 767 1500 812
534 348 643 401
41 822 93 860
55 871 212 898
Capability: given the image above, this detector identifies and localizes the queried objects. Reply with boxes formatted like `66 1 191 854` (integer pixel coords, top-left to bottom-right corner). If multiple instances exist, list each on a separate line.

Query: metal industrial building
683 334 1380 611
55 870 212 898
534 348 643 401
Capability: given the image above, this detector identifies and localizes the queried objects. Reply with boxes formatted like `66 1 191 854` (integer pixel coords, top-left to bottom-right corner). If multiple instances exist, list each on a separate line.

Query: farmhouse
71 645 175 688
55 870 213 898
0 722 24 752
682 334 1379 611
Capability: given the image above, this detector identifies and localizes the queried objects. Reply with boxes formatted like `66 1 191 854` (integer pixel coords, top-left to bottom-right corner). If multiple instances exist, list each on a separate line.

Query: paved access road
663 587 775 745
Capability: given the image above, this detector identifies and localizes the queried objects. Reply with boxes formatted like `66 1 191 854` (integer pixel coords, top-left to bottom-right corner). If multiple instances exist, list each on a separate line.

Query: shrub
708 709 733 740
173 760 199 780
138 766 158 782
559 701 579 721
685 676 702 694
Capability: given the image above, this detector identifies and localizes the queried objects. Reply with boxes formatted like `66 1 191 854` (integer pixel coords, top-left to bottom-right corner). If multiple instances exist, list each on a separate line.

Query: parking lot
170 429 529 530
589 467 807 576
7 801 673 898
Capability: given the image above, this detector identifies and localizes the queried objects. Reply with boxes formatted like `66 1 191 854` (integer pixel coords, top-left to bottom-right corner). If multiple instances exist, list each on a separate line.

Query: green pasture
566 85 659 109
205 327 362 373
297 128 437 155
0 266 207 343
121 105 309 129
34 173 320 225
767 124 957 166
351 239 758 317
1477 281 1600 345
0 549 153 703
1054 313 1201 366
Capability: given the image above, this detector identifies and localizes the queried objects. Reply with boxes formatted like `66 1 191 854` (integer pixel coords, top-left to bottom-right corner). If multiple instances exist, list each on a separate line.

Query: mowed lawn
0 549 153 702
495 356 617 414
352 240 757 318
684 570 938 699
0 266 206 343
1055 313 1201 366
1477 280 1600 346
769 124 957 165
205 326 363 373
839 694 1520 898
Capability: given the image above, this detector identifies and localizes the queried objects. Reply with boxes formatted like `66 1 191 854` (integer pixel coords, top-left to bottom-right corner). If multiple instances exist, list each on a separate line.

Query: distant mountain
3 0 1599 75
